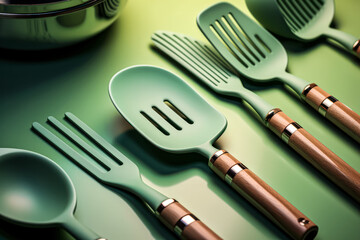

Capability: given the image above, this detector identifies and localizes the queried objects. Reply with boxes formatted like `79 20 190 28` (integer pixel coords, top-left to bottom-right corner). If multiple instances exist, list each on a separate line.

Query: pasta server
245 0 360 57
109 65 318 240
32 113 221 240
197 2 360 143
151 31 360 203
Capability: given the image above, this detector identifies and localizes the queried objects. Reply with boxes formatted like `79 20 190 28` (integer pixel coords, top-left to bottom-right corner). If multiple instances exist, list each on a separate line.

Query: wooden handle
302 84 360 143
156 199 221 240
209 151 318 240
266 109 360 202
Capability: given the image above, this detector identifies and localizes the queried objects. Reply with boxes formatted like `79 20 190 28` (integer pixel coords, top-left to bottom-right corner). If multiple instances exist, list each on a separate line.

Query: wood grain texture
158 201 221 240
267 111 294 138
267 111 360 202
211 152 318 240
303 86 330 109
289 128 360 202
326 101 360 143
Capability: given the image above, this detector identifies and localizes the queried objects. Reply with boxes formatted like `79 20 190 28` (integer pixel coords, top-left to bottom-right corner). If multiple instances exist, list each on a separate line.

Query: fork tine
47 116 116 170
170 33 229 81
162 33 225 82
152 33 221 86
32 122 106 178
65 112 130 166
211 21 251 67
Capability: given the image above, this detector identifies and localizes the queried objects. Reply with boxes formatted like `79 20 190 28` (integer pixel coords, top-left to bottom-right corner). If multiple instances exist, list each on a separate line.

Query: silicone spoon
109 65 318 240
151 31 360 203
32 113 221 240
197 2 360 143
245 0 360 57
0 148 104 240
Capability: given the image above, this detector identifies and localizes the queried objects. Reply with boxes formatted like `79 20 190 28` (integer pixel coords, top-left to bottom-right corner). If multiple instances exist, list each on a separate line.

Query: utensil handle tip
209 151 318 240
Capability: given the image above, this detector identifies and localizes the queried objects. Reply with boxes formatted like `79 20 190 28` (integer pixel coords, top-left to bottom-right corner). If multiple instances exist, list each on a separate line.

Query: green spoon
197 2 360 143
0 148 104 240
109 65 318 240
245 0 360 57
151 30 360 204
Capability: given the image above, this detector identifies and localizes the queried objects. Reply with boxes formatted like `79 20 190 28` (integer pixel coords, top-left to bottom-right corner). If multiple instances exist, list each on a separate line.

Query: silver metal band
156 198 176 215
209 150 227 166
225 163 248 184
174 214 198 236
282 122 302 143
318 96 338 117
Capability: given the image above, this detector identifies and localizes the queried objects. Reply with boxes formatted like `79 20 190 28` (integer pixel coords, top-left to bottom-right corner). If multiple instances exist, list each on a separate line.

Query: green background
1 0 359 239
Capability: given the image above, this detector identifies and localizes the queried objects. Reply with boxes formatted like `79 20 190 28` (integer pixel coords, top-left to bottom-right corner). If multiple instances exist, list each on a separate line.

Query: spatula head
109 65 227 153
246 0 334 41
197 2 288 81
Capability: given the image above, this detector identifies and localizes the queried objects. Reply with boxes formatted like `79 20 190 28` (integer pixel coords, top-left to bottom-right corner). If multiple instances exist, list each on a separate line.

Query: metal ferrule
174 214 198 236
225 163 248 184
318 96 338 117
264 108 282 126
282 122 302 143
156 198 176 215
301 83 317 100
209 150 227 167
353 40 360 55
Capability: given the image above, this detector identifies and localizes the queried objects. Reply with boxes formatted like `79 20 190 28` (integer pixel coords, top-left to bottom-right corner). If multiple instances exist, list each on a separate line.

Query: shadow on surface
114 128 290 239
0 20 120 97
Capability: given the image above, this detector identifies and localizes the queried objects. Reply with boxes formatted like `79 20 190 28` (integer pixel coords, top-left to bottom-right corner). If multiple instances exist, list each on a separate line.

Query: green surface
0 0 359 239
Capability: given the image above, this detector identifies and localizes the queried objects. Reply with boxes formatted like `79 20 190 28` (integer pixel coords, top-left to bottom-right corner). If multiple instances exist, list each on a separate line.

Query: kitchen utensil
0 0 127 50
245 0 360 57
0 148 104 240
32 112 221 240
109 65 318 240
151 31 360 203
197 2 360 143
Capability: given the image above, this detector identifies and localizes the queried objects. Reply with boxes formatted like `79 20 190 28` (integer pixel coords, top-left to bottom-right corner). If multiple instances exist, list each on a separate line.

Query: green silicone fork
197 2 360 143
32 112 221 240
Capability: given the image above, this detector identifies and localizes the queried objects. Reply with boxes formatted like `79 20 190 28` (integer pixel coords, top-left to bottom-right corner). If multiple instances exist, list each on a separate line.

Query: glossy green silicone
0 148 102 240
245 0 360 56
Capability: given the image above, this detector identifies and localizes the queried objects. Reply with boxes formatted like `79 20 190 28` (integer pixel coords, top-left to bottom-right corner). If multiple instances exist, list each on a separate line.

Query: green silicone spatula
197 2 360 143
151 31 360 203
109 65 318 240
33 113 221 240
0 148 104 240
245 0 360 57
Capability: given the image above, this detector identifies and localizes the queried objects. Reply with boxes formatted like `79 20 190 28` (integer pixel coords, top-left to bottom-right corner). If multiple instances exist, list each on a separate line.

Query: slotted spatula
109 65 318 240
197 2 360 143
245 0 360 57
151 30 360 203
32 112 221 240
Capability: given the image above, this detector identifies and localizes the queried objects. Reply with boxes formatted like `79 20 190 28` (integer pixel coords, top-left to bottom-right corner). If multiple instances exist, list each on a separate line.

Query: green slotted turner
32 113 221 240
245 0 360 57
109 65 318 240
0 148 104 240
197 2 360 143
150 31 360 204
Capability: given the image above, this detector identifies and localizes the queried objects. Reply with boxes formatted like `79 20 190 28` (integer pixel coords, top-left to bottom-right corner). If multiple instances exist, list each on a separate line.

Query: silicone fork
32 112 221 240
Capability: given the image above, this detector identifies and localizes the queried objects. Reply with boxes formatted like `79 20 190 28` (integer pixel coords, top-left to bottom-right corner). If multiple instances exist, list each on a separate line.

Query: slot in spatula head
197 2 288 81
109 65 227 153
246 0 334 40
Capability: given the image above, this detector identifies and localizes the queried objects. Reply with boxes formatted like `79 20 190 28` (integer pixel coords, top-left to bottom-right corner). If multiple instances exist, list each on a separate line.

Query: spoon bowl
0 148 102 240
